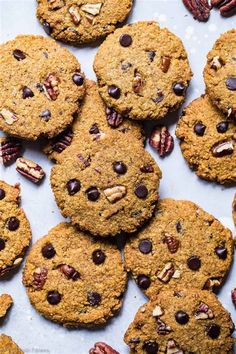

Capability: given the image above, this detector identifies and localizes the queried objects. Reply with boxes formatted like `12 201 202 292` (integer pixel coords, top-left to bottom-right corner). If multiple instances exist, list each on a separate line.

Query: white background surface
0 0 236 353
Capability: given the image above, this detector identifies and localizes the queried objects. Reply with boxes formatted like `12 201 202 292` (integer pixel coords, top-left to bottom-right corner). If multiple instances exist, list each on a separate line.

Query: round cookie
124 288 235 354
176 95 236 184
37 0 133 45
0 35 85 140
204 29 236 117
43 80 144 163
50 135 161 237
232 193 236 226
93 21 192 121
124 199 234 298
0 181 31 277
0 334 23 354
23 222 127 327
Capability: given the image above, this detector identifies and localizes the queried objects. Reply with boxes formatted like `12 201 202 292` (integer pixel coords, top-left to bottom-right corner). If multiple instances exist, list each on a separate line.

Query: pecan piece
32 267 48 290
152 305 164 317
48 0 64 10
157 262 175 283
59 264 80 281
231 288 236 306
162 234 180 253
195 301 214 319
157 319 172 335
81 3 102 16
51 127 74 153
104 186 127 203
211 140 234 157
211 0 236 16
161 56 171 73
132 70 144 94
210 56 225 70
0 137 22 165
183 0 211 21
140 165 154 173
203 278 221 290
0 108 18 125
89 342 119 354
149 125 174 157
16 157 45 184
69 6 81 25
106 107 124 128
43 73 60 100
166 339 184 354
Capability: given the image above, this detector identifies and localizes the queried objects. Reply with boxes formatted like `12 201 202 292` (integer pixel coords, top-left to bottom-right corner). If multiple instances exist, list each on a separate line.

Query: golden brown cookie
23 222 127 327
0 335 23 354
37 0 133 45
0 294 13 318
176 95 236 184
94 21 192 120
233 193 236 226
124 199 234 298
0 35 85 140
124 288 235 354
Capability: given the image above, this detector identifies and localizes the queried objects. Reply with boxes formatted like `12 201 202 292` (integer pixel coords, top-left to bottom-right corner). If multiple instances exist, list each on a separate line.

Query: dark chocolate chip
173 82 186 96
143 341 159 354
89 124 99 134
22 86 34 99
66 179 81 196
147 51 156 62
43 21 52 35
207 324 221 339
187 256 201 270
40 109 51 121
13 49 26 61
42 243 56 259
226 77 236 91
139 240 152 254
137 275 151 289
47 291 61 305
135 185 148 199
0 189 5 200
86 187 100 201
216 121 229 133
87 292 101 306
108 85 121 99
215 246 227 260
72 73 84 86
194 123 206 136
119 34 133 47
0 238 5 251
176 221 183 233
113 161 127 175
6 217 19 231
175 310 189 325
92 250 106 265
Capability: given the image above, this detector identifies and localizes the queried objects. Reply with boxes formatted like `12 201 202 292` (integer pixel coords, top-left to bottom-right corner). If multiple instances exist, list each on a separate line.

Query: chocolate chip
173 82 186 96
215 246 227 260
72 73 84 86
0 189 5 200
143 341 159 354
175 310 189 325
119 34 132 47
42 243 56 259
207 324 221 339
139 240 152 254
6 217 19 231
66 179 81 196
87 292 101 306
13 49 26 61
92 250 106 265
108 85 121 99
137 275 151 289
86 187 100 201
89 124 99 134
22 86 34 99
176 221 183 233
147 51 156 62
47 291 61 305
40 109 51 121
0 238 6 251
135 185 148 199
216 121 229 133
43 21 52 35
152 90 164 103
113 161 127 175
226 77 236 91
194 123 206 136
187 256 201 270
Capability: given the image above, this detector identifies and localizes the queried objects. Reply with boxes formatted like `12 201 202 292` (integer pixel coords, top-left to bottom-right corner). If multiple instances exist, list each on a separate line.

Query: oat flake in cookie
204 29 236 118
124 288 235 354
125 199 233 298
0 35 85 140
0 180 31 277
43 80 144 163
0 334 24 354
23 222 127 327
176 95 236 184
94 21 192 120
51 135 161 237
37 0 133 45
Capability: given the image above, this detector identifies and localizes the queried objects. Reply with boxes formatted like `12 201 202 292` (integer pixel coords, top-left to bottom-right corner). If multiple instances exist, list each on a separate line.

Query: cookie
37 0 133 45
23 222 127 327
43 80 144 163
0 180 32 277
232 193 236 226
124 199 233 298
124 288 235 354
0 335 23 354
176 95 236 184
50 135 161 237
93 21 192 121
204 29 236 117
0 294 13 318
0 35 85 140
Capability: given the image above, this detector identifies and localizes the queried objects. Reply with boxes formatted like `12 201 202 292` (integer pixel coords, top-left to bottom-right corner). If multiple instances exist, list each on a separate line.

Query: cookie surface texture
0 334 24 354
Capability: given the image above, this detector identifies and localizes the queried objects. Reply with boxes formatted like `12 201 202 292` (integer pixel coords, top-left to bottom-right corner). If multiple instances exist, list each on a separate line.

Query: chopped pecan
211 140 234 157
210 56 225 70
132 70 144 94
32 267 48 290
183 0 211 21
59 264 80 281
162 234 180 253
69 6 81 25
0 109 18 125
51 127 74 153
43 73 60 100
166 339 184 354
140 165 154 173
157 318 172 335
81 3 102 16
211 0 236 16
77 154 91 167
157 262 175 283
203 278 221 291
89 342 119 354
152 305 164 317
48 0 64 10
104 186 127 203
16 157 45 184
149 125 174 157
106 107 124 128
195 301 214 319
0 137 22 165
161 56 171 73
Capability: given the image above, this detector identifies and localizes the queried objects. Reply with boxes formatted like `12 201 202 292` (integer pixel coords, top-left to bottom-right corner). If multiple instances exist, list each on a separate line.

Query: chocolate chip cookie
0 335 23 354
124 199 233 298
124 288 235 354
23 222 127 327
232 193 236 226
0 181 31 277
176 95 236 184
204 29 236 118
0 35 85 140
43 80 144 163
50 135 161 237
37 0 133 45
93 21 192 120
0 294 13 319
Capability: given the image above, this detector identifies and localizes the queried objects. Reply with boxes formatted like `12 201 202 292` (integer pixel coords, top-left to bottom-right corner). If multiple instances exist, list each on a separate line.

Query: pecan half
0 109 18 125
0 137 22 165
89 342 119 354
51 127 74 153
43 73 60 100
106 107 124 128
157 262 175 283
69 6 81 25
16 157 45 184
59 264 80 281
166 339 184 354
162 234 180 253
211 0 236 16
104 186 127 203
157 319 172 335
211 140 234 157
183 0 211 21
149 125 174 157
195 301 214 319
32 267 48 290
